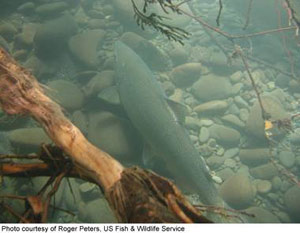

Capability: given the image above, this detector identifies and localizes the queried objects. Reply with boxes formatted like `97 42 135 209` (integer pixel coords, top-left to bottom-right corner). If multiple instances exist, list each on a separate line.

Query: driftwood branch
0 48 211 223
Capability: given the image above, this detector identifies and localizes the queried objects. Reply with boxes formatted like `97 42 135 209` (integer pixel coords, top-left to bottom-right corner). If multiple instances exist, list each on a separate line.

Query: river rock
255 180 272 194
88 111 141 162
72 110 88 134
191 74 232 101
47 80 84 110
0 131 11 154
87 19 106 29
8 127 51 149
30 177 66 207
184 117 202 130
194 100 228 116
97 86 120 106
171 63 204 87
234 96 248 108
168 45 189 66
236 165 250 177
245 207 280 223
290 128 300 144
224 148 239 159
246 95 288 139
276 211 291 223
209 124 240 147
120 32 168 71
64 178 82 211
270 88 286 104
79 182 101 202
275 73 291 88
69 29 105 68
238 148 270 167
271 176 282 191
281 180 293 192
17 2 35 14
284 185 300 222
296 156 300 167
249 163 278 180
162 81 175 96
0 35 10 53
278 151 295 168
289 79 300 93
35 2 68 17
15 23 39 48
23 54 56 78
220 174 255 210
221 114 245 131
83 71 115 97
110 0 142 25
78 198 116 223
199 127 210 143
111 0 191 28
0 21 17 41
216 168 234 181
211 50 242 74
224 158 236 168
239 108 249 122
230 71 244 83
206 155 225 169
34 14 77 59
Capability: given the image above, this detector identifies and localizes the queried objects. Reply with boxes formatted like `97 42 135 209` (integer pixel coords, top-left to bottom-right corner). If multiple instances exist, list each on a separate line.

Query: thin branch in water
131 0 190 45
66 177 76 204
232 45 269 121
216 0 223 27
0 195 27 201
246 55 294 78
194 204 255 223
177 6 297 40
0 154 39 160
0 202 30 223
243 0 254 30
42 165 71 222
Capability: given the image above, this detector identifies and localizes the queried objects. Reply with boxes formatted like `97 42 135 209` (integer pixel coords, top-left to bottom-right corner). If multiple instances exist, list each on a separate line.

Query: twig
0 195 27 201
37 172 59 196
1 163 88 180
0 202 30 223
186 1 232 64
276 0 296 78
246 55 294 78
194 204 255 223
42 166 71 222
233 45 269 120
0 154 39 160
243 0 254 30
66 178 76 204
216 0 223 27
176 6 297 40
285 0 300 28
131 0 189 45
270 157 300 187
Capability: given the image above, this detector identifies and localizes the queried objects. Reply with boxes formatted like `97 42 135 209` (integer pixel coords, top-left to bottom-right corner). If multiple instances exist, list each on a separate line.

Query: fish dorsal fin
166 98 188 124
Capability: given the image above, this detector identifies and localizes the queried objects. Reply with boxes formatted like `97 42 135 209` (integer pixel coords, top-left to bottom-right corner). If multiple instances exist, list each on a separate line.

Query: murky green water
0 0 300 223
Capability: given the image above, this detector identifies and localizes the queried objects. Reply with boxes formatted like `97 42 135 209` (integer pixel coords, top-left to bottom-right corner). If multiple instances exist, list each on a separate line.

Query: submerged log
0 48 211 223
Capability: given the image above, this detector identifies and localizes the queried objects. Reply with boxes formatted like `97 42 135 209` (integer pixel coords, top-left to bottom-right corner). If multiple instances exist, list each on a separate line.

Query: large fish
114 41 222 205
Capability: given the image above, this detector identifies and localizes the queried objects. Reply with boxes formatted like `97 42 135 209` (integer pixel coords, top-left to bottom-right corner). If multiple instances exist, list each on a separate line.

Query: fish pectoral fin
166 98 188 124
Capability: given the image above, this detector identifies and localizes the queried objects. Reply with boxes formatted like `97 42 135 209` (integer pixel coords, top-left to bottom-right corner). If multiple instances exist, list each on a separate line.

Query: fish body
114 41 221 205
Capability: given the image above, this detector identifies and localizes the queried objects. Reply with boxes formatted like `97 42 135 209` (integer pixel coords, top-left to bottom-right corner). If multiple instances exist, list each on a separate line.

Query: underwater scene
0 0 300 223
